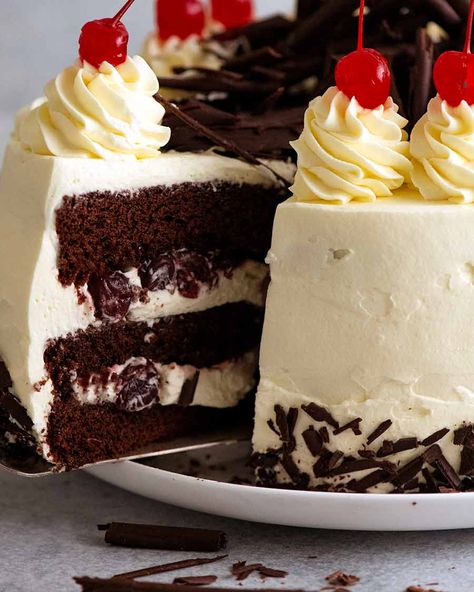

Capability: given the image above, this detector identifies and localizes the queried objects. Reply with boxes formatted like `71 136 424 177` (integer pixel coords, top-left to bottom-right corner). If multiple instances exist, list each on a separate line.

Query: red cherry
334 0 391 109
211 0 254 29
79 0 136 69
335 49 391 109
433 0 474 106
156 0 206 41
434 51 474 107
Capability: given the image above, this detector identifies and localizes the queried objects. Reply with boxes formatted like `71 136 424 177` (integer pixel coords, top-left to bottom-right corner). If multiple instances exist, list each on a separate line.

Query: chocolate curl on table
98 523 227 552
75 579 310 592
156 94 291 188
112 556 228 581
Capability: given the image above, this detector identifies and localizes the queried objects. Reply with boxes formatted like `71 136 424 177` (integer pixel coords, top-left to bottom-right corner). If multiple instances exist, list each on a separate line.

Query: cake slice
0 3 293 469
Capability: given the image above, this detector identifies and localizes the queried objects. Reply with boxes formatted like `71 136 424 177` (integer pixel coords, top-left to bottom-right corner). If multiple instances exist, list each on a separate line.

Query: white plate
87 442 474 531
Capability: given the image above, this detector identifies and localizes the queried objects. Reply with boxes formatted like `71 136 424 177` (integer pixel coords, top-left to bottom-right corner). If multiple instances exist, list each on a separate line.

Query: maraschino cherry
335 0 391 109
79 0 136 69
156 0 206 41
211 0 254 30
434 0 474 106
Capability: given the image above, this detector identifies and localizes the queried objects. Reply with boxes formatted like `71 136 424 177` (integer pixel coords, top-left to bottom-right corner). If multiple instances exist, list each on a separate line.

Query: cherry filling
116 359 161 413
88 272 134 322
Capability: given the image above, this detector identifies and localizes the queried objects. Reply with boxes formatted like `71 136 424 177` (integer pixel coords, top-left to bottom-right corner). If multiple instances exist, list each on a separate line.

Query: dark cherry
88 271 133 322
79 0 136 69
433 0 474 106
116 360 160 413
334 0 391 109
140 254 176 292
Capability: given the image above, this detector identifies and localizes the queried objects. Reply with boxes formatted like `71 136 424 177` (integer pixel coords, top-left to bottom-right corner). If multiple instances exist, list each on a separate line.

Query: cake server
0 420 252 478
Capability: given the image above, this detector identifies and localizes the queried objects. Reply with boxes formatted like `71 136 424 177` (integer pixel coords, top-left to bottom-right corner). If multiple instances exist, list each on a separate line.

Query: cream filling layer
72 351 257 409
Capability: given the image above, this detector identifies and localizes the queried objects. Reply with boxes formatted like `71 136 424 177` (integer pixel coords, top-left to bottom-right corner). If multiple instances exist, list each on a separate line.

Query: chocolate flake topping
376 437 418 458
156 94 291 188
302 403 339 429
421 428 449 447
302 426 323 457
366 420 393 445
333 418 362 436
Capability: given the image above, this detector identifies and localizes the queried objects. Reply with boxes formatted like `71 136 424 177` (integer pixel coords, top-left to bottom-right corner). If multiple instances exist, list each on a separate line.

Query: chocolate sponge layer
56 181 287 286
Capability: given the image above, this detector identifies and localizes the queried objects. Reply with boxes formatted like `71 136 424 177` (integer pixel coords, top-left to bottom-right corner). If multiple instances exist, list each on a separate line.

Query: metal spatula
0 421 252 478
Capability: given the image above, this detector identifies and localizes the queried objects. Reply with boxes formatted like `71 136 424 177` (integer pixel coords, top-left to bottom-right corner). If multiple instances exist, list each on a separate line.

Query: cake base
46 397 248 470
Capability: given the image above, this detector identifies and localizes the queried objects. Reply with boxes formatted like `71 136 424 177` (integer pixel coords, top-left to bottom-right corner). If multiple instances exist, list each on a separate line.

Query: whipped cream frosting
143 33 226 78
14 56 170 159
411 95 474 203
291 87 412 204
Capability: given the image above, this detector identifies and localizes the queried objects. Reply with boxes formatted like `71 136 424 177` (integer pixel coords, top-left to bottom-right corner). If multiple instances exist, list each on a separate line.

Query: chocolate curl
98 523 227 552
156 94 291 188
76 579 309 592
410 28 434 124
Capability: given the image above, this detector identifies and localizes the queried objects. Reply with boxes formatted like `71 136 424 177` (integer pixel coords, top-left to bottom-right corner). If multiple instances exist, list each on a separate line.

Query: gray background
1 2 473 592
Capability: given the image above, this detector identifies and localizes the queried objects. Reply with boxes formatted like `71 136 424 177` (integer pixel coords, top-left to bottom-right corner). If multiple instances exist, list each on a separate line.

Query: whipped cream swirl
291 87 412 204
411 96 474 203
15 56 170 159
143 33 226 78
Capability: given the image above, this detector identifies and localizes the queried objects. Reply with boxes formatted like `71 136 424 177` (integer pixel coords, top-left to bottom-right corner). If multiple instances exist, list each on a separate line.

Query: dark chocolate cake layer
46 397 235 469
56 181 288 286
44 303 263 396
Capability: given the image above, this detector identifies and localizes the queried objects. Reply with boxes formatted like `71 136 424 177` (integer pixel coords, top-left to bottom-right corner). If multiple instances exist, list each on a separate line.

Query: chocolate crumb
325 571 360 587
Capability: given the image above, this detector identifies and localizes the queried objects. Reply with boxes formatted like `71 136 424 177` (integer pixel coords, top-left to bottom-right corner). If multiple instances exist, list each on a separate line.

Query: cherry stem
357 0 365 51
112 0 136 27
464 0 474 53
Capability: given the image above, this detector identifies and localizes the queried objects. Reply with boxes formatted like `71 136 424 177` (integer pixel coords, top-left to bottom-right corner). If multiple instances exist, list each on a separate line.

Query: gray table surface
2 467 474 592
1 2 474 590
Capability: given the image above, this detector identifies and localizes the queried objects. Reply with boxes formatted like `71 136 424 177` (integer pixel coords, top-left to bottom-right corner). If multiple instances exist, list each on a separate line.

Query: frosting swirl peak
410 96 474 203
290 87 412 204
15 56 170 159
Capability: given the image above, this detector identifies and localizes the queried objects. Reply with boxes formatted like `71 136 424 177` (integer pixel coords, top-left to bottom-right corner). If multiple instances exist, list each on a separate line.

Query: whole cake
252 0 474 493
0 1 294 469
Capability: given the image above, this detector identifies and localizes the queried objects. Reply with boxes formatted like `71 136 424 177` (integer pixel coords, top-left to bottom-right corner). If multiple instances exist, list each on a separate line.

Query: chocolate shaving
173 576 217 586
329 458 394 477
302 426 323 456
424 444 461 489
178 371 200 406
421 428 449 447
156 94 290 188
376 437 418 458
392 456 425 488
275 405 298 451
405 587 440 592
319 426 330 443
346 469 391 492
99 523 227 552
302 403 339 429
366 420 393 445
267 419 280 437
454 425 470 445
281 449 310 487
112 556 228 581
333 418 362 436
